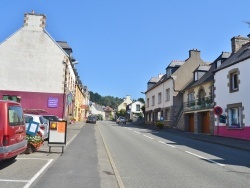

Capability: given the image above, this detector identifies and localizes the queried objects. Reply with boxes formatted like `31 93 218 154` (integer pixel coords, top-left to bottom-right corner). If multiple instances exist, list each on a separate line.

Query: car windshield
43 115 59 121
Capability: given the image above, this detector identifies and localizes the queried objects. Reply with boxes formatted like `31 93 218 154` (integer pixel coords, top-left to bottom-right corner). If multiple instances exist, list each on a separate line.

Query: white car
116 116 127 124
24 114 49 140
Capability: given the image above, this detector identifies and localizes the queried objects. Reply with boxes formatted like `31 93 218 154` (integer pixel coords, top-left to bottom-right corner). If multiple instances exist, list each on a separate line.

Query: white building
127 101 144 121
213 35 250 140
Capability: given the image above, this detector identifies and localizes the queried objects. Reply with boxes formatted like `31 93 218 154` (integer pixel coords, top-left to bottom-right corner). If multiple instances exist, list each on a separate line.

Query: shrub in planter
155 121 164 129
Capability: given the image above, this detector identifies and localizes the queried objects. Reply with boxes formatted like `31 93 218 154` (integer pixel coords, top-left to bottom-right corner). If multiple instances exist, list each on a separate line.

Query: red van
0 100 27 161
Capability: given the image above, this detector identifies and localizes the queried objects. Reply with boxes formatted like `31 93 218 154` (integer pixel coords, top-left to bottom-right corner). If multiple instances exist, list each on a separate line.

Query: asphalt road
2 120 250 188
99 121 250 188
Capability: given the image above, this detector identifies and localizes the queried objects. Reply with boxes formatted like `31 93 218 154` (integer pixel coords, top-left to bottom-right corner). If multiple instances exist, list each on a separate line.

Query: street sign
214 106 223 116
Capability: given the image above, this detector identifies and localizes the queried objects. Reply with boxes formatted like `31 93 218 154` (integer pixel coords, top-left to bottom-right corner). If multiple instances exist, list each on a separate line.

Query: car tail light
3 135 9 146
40 125 45 130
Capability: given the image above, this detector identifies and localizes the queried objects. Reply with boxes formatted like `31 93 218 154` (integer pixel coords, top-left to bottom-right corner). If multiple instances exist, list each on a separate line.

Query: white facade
89 104 105 118
128 101 144 119
0 13 73 93
146 80 174 111
214 59 250 126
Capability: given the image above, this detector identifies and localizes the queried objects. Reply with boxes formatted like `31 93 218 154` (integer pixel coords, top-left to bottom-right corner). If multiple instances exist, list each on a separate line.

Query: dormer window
166 68 172 77
216 60 221 68
194 71 206 81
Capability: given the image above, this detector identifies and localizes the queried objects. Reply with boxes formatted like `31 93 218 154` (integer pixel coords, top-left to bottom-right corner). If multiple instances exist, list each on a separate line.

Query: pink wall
0 90 64 118
214 125 250 141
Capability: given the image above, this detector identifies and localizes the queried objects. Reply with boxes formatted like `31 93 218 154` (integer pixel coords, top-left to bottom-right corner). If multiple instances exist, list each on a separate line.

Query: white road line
0 179 29 182
134 131 141 134
185 151 225 167
127 128 133 131
143 135 154 139
158 141 176 148
66 134 77 146
17 158 51 160
23 159 54 188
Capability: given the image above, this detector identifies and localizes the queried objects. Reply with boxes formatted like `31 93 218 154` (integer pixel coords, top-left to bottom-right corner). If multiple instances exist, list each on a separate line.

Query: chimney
189 49 200 59
231 35 250 53
23 11 46 31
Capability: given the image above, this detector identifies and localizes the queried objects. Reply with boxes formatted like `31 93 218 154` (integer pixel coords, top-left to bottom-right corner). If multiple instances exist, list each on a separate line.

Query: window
188 91 195 106
216 60 221 68
228 68 240 93
230 72 238 91
227 103 243 128
152 96 155 106
8 106 24 126
147 98 149 107
136 104 140 111
158 92 162 104
166 88 170 101
165 109 170 120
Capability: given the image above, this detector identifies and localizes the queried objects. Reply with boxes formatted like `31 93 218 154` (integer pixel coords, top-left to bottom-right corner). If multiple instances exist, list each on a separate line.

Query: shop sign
48 97 58 108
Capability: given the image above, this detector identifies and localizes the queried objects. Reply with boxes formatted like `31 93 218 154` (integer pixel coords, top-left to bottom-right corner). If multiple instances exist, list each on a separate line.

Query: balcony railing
183 97 214 112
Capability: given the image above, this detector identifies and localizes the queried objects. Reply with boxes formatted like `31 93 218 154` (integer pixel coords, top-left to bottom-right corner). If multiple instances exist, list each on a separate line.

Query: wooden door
202 112 210 134
189 113 194 132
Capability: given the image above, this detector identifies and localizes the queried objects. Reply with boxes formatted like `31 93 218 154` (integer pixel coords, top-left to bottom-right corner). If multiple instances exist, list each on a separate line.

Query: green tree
117 109 126 117
89 91 123 109
141 105 145 116
138 98 145 104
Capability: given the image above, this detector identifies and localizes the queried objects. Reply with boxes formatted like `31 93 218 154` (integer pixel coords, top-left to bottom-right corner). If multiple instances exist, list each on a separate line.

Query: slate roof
185 52 231 89
214 42 250 72
148 77 161 83
168 60 185 67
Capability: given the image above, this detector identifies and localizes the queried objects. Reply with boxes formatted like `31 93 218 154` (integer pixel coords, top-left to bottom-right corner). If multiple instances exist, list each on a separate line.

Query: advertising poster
48 121 67 145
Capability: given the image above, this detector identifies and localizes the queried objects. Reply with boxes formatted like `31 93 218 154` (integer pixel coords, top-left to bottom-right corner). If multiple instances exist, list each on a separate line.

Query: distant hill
89 91 124 109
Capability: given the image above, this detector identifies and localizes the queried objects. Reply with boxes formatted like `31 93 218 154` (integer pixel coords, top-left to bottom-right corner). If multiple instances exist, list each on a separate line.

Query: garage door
202 112 210 134
189 113 194 132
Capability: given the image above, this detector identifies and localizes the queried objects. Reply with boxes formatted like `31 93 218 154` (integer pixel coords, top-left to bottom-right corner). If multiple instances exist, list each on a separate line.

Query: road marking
143 135 154 139
17 158 51 160
158 141 176 148
98 125 125 188
23 159 54 188
66 135 77 146
0 179 29 182
134 131 141 134
185 151 225 167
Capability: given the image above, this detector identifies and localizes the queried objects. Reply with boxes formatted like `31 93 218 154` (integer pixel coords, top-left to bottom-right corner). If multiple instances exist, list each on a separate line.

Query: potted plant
70 117 76 123
189 100 195 108
205 97 212 107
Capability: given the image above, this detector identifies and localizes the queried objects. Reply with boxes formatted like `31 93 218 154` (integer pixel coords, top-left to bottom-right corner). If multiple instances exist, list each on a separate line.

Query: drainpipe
62 59 68 119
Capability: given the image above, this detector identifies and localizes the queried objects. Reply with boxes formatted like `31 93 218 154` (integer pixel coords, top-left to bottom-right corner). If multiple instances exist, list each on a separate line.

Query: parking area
0 122 84 188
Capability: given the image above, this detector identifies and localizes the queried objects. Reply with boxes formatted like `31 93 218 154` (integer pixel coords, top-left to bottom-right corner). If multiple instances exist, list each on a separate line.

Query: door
202 112 210 134
189 113 194 132
7 105 26 146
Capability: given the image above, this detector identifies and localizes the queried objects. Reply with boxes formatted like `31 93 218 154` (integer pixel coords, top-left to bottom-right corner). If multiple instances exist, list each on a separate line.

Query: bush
155 121 164 129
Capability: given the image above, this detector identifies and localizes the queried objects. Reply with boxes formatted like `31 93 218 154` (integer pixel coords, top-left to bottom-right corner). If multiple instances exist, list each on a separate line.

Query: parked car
24 114 49 140
86 116 97 124
0 100 27 161
116 116 127 124
42 114 61 122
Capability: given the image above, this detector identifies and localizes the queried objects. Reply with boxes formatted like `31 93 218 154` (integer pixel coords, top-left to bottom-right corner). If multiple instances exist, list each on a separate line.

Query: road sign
214 106 223 116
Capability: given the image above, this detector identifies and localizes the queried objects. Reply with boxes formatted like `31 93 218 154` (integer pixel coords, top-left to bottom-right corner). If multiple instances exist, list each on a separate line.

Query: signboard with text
48 97 58 108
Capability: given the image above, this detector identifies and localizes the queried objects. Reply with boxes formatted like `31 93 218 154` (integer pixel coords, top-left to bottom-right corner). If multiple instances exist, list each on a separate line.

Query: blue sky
1 1 250 100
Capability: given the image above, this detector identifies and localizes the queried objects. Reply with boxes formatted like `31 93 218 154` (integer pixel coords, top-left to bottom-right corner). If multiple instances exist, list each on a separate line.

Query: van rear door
5 105 26 146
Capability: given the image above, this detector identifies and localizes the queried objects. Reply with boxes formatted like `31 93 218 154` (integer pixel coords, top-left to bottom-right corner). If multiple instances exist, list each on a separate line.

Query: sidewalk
132 119 250 152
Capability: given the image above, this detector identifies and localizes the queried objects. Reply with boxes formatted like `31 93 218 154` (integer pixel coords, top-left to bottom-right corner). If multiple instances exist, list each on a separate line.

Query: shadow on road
116 119 250 170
